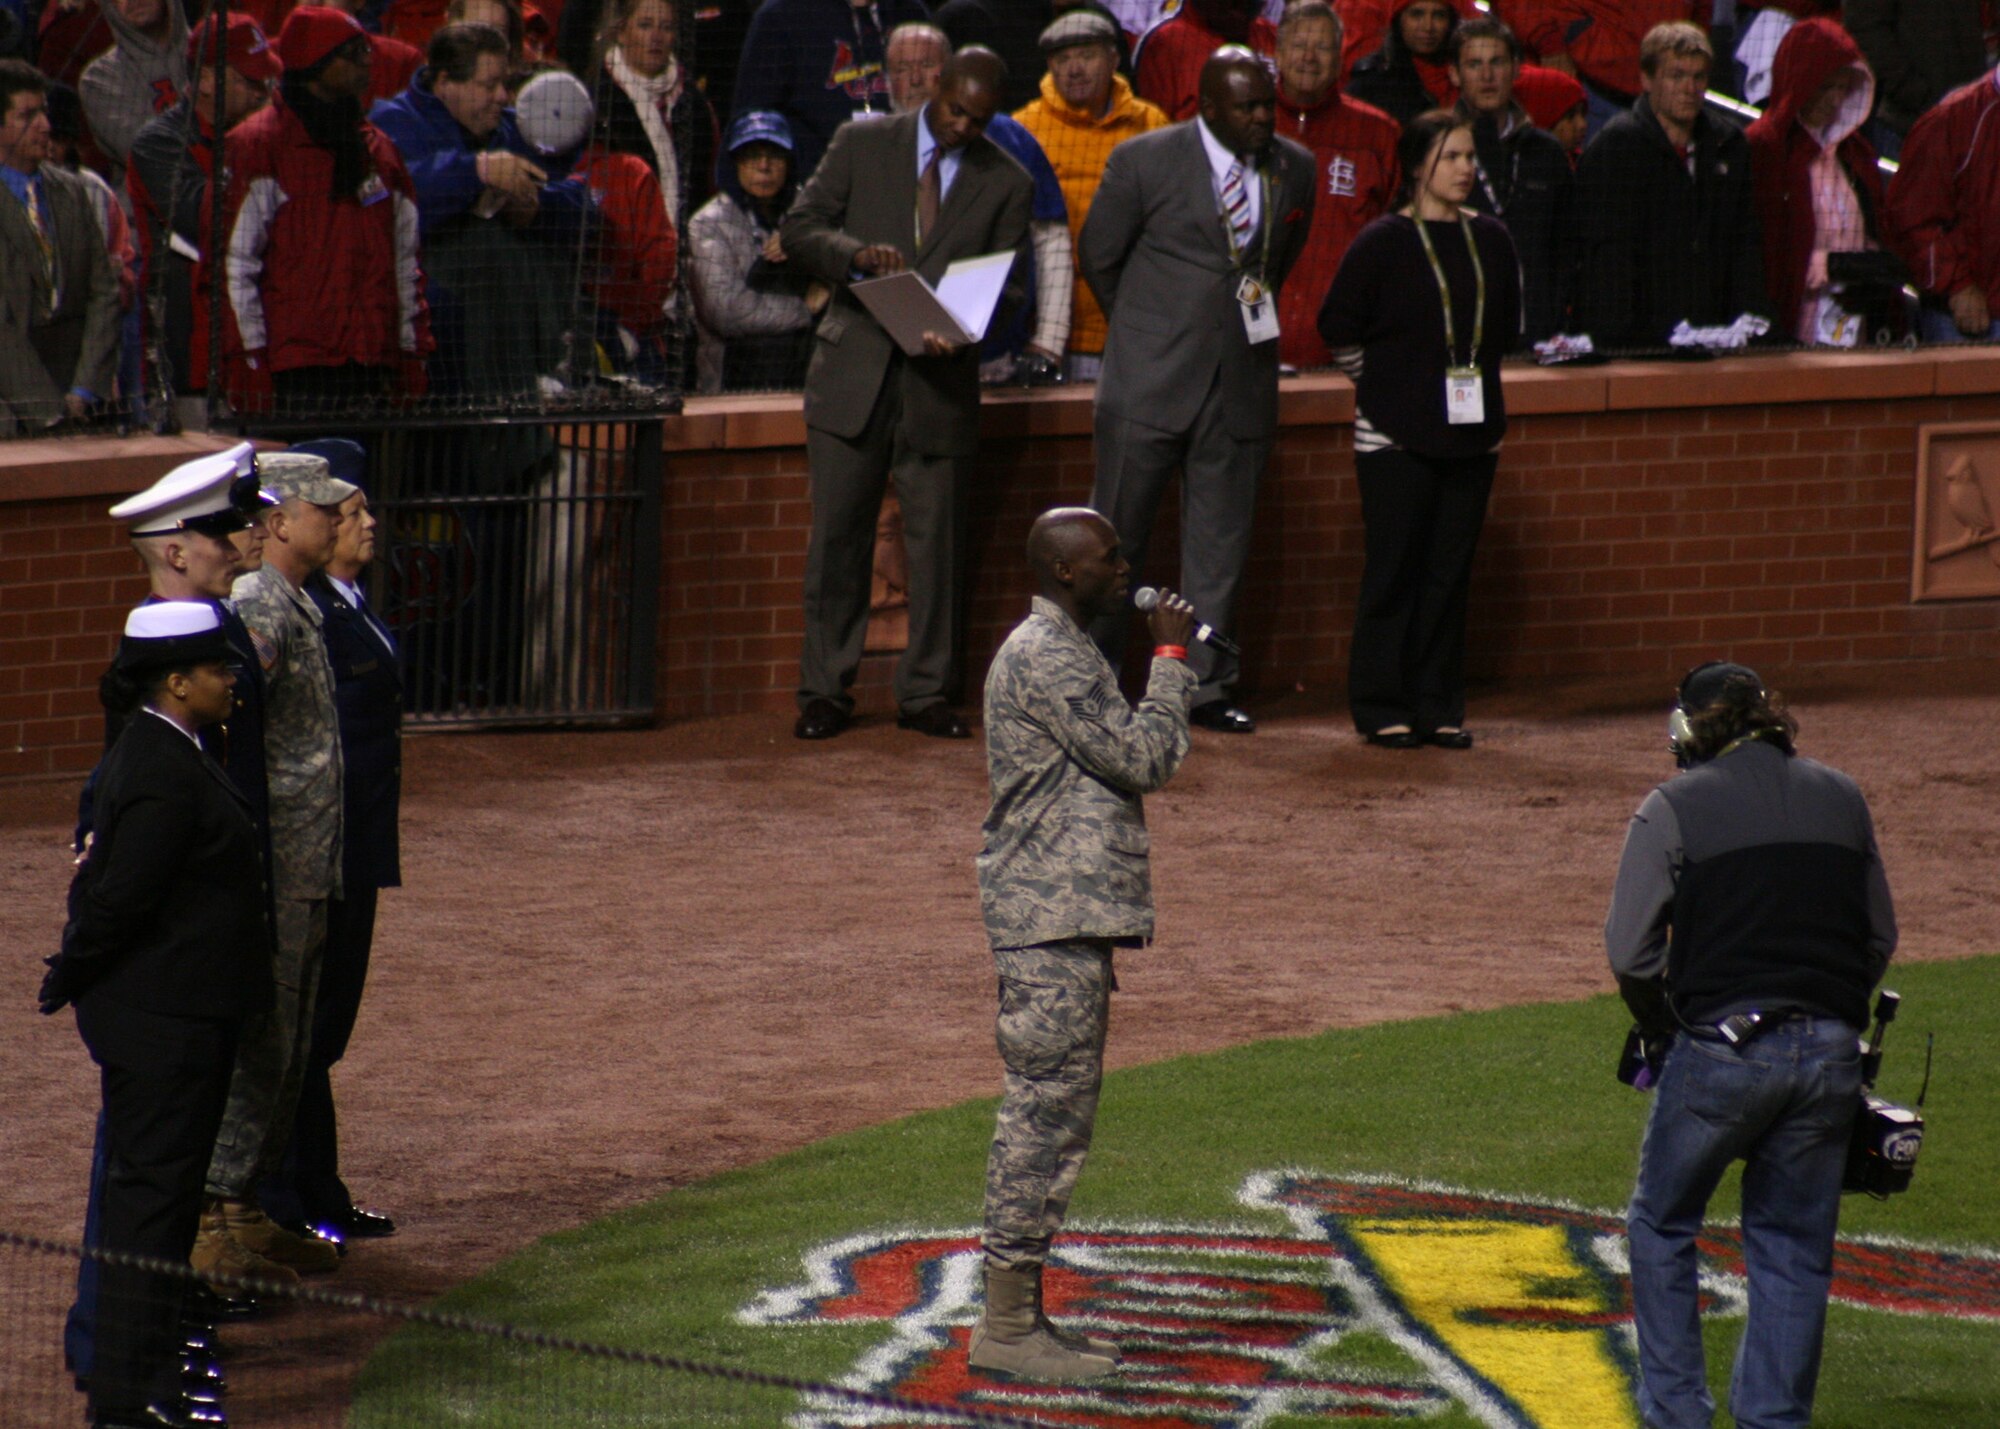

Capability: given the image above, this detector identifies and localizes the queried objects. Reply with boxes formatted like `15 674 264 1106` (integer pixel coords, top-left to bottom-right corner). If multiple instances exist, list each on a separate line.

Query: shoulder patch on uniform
1066 686 1111 723
247 625 279 671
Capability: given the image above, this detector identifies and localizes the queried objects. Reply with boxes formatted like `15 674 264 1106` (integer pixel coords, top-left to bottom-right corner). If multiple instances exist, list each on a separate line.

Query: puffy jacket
1490 0 1702 99
1013 71 1169 355
1746 19 1885 340
220 95 432 380
1273 80 1399 367
1886 72 2000 302
577 145 677 338
1845 0 1986 135
1132 8 1277 120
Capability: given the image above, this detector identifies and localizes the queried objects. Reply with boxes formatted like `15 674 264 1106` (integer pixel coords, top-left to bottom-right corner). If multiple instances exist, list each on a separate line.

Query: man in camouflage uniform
971 507 1196 1383
194 452 352 1283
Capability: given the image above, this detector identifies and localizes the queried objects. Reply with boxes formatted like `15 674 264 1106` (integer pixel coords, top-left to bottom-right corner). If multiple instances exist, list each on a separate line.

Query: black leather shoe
1190 703 1255 733
337 1206 397 1239
94 1403 190 1429
793 699 849 740
896 705 971 739
1363 728 1425 749
1426 727 1474 750
186 1284 258 1322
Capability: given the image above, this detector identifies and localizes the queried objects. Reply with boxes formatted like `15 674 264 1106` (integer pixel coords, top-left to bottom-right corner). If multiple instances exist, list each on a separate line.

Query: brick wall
657 353 2000 722
8 353 2000 779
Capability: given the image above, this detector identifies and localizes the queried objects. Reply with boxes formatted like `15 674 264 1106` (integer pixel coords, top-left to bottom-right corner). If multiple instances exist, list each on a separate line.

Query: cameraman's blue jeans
1627 1016 1861 1429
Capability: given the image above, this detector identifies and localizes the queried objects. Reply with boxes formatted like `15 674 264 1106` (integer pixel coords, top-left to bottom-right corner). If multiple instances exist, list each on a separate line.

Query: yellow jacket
1014 73 1170 355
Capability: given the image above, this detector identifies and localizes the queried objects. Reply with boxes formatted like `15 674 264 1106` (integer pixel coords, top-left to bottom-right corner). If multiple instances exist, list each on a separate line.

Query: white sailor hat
113 600 233 672
109 442 268 538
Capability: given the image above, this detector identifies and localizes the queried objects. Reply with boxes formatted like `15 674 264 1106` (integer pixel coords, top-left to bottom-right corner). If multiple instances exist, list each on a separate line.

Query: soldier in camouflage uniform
194 452 353 1283
970 507 1196 1383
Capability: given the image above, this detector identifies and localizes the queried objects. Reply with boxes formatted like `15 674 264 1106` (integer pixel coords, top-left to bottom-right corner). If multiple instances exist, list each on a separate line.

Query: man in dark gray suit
0 60 118 433
782 47 1034 742
1081 48 1315 733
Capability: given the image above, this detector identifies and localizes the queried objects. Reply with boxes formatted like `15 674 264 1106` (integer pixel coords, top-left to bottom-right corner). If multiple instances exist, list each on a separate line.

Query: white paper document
851 250 1014 356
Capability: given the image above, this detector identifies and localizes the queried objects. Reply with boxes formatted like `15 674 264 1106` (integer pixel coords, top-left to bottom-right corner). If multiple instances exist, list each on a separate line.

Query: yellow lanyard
1222 165 1276 280
1414 211 1485 366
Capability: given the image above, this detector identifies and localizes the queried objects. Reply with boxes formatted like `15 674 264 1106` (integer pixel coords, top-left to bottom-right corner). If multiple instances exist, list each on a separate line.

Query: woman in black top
1318 109 1521 749
44 603 274 1429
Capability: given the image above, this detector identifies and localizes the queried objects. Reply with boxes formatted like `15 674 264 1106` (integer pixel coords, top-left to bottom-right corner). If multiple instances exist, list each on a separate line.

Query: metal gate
254 417 664 728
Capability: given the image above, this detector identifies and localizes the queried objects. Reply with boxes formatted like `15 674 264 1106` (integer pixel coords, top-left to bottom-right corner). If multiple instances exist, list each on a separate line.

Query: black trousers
1348 446 1498 734
75 997 238 1419
265 887 378 1225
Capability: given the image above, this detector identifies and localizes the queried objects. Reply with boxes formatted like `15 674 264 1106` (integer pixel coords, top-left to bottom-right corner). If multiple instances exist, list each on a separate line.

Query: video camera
1844 990 1929 1199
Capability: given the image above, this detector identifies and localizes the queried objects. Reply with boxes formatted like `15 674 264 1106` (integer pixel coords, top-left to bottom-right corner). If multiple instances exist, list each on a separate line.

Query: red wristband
1154 644 1188 662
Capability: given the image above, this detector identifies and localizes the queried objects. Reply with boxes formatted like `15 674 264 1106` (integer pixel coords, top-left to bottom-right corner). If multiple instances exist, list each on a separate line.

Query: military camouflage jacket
977 596 1196 950
232 565 343 901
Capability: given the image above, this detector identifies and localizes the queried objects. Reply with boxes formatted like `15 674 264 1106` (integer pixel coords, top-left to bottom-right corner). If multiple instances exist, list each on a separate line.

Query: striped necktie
1221 158 1252 253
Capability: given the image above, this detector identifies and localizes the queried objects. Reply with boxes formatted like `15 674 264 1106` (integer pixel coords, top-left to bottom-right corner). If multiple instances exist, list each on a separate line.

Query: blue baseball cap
726 110 794 155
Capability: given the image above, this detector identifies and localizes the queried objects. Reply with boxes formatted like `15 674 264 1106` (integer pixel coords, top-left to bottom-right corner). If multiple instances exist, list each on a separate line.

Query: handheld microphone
1133 587 1241 657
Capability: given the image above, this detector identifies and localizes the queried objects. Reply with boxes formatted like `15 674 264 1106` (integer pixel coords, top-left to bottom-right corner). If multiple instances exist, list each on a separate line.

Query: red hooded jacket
1132 8 1278 120
1746 18 1884 336
1887 72 2000 303
1274 81 1400 367
1490 0 1702 98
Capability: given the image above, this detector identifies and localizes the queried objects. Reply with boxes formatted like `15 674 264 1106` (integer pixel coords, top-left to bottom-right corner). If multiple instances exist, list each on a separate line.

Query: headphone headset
1667 660 1763 767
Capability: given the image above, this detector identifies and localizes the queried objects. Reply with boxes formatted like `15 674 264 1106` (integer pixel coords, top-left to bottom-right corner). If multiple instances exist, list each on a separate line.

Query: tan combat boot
967 1264 1117 1382
191 1198 299 1296
219 1199 341 1274
1035 1263 1120 1361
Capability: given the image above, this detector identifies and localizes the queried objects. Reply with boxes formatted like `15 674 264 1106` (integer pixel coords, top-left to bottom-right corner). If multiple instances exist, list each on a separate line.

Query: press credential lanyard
1416 212 1486 425
1226 166 1279 345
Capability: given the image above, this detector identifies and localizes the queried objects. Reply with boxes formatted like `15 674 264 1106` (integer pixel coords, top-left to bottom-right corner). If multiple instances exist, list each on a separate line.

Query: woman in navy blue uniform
44 603 275 1429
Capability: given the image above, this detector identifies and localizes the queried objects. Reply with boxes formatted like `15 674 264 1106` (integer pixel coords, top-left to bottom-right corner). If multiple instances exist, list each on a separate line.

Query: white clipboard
851 250 1014 356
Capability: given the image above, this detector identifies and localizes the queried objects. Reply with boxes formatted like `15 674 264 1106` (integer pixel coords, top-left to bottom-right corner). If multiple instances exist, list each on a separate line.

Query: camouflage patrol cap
259 452 359 507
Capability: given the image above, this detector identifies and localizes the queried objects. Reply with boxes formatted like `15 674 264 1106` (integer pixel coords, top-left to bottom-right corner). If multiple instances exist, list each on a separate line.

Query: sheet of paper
933 251 1014 342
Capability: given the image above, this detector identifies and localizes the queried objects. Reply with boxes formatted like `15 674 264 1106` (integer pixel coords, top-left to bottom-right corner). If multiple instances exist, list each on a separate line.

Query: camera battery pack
1844 1093 1923 1198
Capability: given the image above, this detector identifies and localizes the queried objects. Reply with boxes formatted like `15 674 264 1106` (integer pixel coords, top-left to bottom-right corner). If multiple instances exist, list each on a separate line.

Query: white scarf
607 45 682 223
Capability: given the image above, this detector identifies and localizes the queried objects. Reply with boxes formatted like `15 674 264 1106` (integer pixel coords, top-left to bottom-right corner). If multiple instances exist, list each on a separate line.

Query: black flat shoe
337 1207 397 1239
793 699 849 740
1363 728 1424 749
1190 703 1255 733
896 705 971 739
1426 728 1474 750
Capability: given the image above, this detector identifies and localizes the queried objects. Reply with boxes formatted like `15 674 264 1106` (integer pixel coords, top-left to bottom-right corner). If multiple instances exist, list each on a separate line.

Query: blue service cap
287 438 370 496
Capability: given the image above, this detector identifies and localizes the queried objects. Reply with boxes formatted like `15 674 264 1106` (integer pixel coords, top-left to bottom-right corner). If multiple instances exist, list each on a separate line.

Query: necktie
917 147 941 246
1221 158 1253 254
23 179 57 311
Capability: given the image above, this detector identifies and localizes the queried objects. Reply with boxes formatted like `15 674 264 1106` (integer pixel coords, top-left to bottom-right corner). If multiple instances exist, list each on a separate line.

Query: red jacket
1133 10 1278 120
1275 82 1400 367
1746 19 1883 335
576 147 678 338
220 96 432 389
1490 0 1702 98
1887 71 2000 301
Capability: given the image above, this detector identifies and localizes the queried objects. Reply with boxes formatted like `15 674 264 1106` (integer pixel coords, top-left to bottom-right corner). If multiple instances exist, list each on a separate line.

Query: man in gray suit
1081 48 1315 733
0 60 118 433
782 47 1034 742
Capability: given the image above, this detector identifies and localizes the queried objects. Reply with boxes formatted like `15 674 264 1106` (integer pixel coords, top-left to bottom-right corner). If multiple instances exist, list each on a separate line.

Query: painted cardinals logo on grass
740 1171 2000 1429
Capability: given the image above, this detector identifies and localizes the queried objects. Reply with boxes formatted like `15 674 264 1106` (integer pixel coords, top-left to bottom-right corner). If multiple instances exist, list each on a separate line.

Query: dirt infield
3 660 1997 1415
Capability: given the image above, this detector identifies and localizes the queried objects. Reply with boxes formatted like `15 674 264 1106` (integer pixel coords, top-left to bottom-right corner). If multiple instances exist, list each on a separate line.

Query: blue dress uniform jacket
307 576 402 890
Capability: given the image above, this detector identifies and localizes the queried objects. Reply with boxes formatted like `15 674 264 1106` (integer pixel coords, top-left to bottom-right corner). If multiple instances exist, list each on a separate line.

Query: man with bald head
972 508 1194 1381
1081 46 1315 734
783 47 1034 742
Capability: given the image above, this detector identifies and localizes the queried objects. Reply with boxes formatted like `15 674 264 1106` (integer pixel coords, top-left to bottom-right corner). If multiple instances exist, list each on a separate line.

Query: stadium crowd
2 0 1998 432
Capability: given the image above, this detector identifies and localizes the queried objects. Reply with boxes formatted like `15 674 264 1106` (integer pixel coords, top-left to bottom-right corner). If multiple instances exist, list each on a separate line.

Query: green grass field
355 956 1999 1427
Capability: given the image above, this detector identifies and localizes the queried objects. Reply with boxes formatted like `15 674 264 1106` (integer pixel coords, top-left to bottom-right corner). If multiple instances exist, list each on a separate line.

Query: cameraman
1604 660 1897 1429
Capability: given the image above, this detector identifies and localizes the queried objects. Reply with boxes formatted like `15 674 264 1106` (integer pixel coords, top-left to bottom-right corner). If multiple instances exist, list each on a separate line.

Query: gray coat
1081 120 1316 440
0 164 119 427
780 110 1033 457
977 597 1196 950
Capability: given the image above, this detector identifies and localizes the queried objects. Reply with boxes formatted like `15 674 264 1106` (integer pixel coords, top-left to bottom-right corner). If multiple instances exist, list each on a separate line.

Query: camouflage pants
205 897 326 1199
982 939 1114 1271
